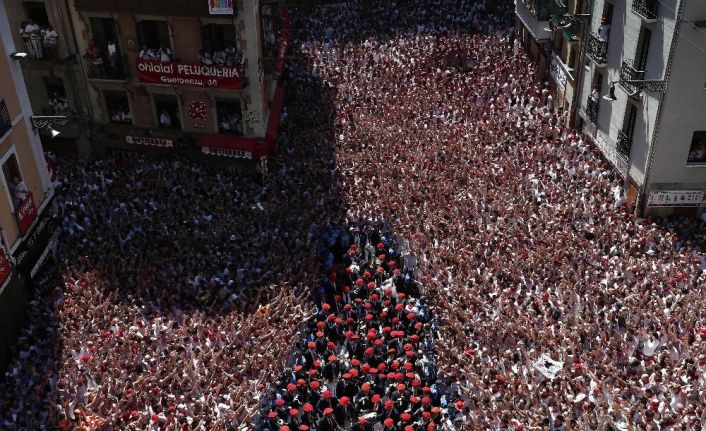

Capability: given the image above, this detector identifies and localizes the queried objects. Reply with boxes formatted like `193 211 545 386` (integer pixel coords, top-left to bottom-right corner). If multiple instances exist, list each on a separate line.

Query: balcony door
635 27 652 71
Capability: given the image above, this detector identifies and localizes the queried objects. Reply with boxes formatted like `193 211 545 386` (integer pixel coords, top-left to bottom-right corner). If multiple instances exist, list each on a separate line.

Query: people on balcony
598 17 610 41
85 40 105 78
139 45 158 61
159 46 173 63
199 45 245 68
48 92 70 116
110 105 132 124
19 19 44 59
41 25 58 58
217 105 243 134
591 85 600 104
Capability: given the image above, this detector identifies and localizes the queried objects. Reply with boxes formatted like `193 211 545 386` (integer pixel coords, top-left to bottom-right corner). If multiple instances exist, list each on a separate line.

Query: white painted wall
647 0 706 187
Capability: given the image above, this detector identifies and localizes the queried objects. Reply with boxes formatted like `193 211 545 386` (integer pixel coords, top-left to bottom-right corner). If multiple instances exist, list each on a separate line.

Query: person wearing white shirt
159 46 172 62
159 110 172 128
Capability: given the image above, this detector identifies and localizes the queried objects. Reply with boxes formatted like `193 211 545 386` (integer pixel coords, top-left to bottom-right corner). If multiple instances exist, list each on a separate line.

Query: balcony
619 60 645 96
586 96 599 125
74 0 228 17
83 54 130 81
0 99 11 138
632 0 658 22
516 0 553 41
617 130 633 161
587 33 608 66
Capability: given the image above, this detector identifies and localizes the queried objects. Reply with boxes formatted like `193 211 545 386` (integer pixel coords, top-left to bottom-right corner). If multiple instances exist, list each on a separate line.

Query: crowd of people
2 0 706 430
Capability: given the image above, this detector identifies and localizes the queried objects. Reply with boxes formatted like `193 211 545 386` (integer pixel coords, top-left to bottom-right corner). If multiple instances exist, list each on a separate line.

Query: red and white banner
0 245 11 287
16 193 37 235
136 60 244 89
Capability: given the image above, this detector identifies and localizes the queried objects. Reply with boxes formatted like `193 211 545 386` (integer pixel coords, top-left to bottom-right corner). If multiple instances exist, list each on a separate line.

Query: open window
2 154 28 210
87 18 126 79
635 27 652 72
200 24 242 67
105 91 132 124
216 100 243 134
154 95 180 129
137 20 172 62
687 132 706 166
44 77 70 116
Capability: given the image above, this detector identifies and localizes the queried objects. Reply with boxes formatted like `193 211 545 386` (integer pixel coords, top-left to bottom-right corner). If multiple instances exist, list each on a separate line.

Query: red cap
310 381 320 389
287 383 296 391
358 418 368 425
384 418 394 428
303 403 314 413
340 396 350 406
281 426 290 431
323 390 332 398
362 382 371 391
397 383 406 391
299 426 309 431
367 282 376 289
289 408 299 416
275 399 285 406
322 303 331 311
371 394 381 403
307 341 316 348
400 412 411 421
267 412 278 418
324 407 334 416
455 400 464 410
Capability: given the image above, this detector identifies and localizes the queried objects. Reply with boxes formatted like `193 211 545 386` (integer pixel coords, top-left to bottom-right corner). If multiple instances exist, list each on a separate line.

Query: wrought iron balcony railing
632 0 658 21
587 33 608 65
619 60 645 96
586 96 599 124
0 99 11 138
617 129 633 161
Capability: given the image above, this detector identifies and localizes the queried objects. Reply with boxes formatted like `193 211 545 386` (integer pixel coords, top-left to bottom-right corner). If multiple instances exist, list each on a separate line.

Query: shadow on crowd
0 35 346 430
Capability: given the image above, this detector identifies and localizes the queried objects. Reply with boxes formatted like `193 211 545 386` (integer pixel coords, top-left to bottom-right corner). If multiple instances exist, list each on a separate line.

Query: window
44 77 70 116
105 92 132 124
199 24 242 66
137 20 172 61
635 27 652 71
87 18 126 79
216 100 243 134
24 2 49 26
687 132 706 165
2 154 27 210
202 24 237 54
154 95 180 129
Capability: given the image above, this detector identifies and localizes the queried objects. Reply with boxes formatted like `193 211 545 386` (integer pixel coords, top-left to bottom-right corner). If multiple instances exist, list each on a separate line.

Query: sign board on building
0 246 11 287
136 60 244 90
550 53 567 93
647 190 706 207
125 135 175 148
209 0 234 15
201 146 252 159
15 193 37 235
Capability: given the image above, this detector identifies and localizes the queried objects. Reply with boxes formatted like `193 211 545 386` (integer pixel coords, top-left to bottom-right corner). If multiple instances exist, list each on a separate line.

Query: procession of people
1 0 706 430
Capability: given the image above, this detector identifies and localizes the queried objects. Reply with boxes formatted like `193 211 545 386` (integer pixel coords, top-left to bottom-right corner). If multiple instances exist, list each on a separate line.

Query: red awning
196 134 267 159
265 81 286 152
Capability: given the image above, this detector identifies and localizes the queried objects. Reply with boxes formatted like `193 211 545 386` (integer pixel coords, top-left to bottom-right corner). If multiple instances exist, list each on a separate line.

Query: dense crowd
1 0 706 430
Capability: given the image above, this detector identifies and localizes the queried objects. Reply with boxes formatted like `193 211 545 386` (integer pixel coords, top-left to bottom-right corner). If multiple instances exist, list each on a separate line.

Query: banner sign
0 246 11 287
201 146 252 159
15 193 38 235
125 135 174 148
647 190 706 207
13 200 60 278
533 354 564 380
550 53 567 92
136 60 244 89
209 0 234 15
